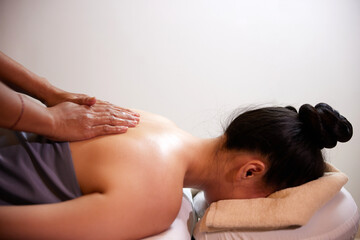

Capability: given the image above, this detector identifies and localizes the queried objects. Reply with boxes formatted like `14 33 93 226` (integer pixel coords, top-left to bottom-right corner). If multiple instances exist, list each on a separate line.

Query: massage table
144 186 359 240
193 188 359 240
148 163 359 240
191 164 360 240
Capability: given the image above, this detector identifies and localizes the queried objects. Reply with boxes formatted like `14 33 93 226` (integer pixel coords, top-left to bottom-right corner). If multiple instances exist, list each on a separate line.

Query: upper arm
0 190 173 240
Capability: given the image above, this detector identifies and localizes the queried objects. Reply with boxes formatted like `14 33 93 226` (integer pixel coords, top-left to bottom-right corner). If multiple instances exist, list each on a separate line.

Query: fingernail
127 114 139 122
133 117 140 123
125 113 139 120
119 126 128 132
129 120 138 127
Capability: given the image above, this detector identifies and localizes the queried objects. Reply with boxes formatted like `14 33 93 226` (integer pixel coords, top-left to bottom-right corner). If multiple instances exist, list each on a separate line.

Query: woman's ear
236 160 266 181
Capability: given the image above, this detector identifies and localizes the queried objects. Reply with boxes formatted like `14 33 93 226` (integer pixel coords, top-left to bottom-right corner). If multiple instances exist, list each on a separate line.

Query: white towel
198 163 348 233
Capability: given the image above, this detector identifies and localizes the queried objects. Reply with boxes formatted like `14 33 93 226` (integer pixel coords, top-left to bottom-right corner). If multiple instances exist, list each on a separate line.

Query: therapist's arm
0 51 139 117
0 51 97 107
0 50 59 105
0 81 137 141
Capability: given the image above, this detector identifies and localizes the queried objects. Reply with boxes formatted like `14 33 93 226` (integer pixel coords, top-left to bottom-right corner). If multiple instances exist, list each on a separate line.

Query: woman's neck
182 136 223 190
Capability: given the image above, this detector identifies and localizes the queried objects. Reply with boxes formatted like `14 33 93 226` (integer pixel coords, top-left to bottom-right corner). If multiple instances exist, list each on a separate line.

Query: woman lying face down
192 103 353 203
0 103 352 239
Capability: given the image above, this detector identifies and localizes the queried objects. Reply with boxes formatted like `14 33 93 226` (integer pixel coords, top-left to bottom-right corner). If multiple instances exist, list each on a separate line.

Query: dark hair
224 103 353 191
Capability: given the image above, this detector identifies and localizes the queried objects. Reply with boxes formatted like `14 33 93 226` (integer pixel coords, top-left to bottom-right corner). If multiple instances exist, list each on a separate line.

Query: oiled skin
0 110 198 239
70 110 191 238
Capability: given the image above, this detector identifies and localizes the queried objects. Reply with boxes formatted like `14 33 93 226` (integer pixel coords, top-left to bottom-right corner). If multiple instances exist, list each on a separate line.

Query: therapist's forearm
0 51 58 105
0 81 53 134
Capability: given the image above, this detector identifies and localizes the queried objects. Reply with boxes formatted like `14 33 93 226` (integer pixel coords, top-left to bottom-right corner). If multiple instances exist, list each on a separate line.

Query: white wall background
1 0 359 209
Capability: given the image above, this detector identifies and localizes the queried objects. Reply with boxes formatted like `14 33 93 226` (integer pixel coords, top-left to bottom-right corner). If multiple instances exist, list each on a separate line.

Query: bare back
69 110 191 238
0 111 196 240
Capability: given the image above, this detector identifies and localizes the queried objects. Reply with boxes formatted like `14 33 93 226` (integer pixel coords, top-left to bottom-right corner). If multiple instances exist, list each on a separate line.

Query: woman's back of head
223 103 353 191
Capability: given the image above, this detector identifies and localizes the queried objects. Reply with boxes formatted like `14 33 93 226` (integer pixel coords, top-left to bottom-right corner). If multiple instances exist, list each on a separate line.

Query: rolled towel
197 163 348 233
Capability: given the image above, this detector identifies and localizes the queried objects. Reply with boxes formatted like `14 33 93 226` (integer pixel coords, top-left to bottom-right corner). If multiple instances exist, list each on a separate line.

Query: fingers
94 100 140 118
118 107 140 117
92 114 138 128
77 101 139 129
47 101 139 141
91 104 140 123
118 111 140 123
68 96 140 118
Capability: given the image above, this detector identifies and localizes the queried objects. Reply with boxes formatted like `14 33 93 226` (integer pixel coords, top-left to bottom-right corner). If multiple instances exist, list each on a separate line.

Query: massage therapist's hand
44 88 140 140
47 100 140 141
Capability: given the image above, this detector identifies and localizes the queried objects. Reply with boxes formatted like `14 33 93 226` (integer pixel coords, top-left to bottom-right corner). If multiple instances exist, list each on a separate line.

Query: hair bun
298 103 353 149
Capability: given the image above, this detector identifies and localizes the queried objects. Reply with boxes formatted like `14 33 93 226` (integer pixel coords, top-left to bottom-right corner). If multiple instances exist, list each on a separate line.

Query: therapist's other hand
47 101 140 141
45 89 100 107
